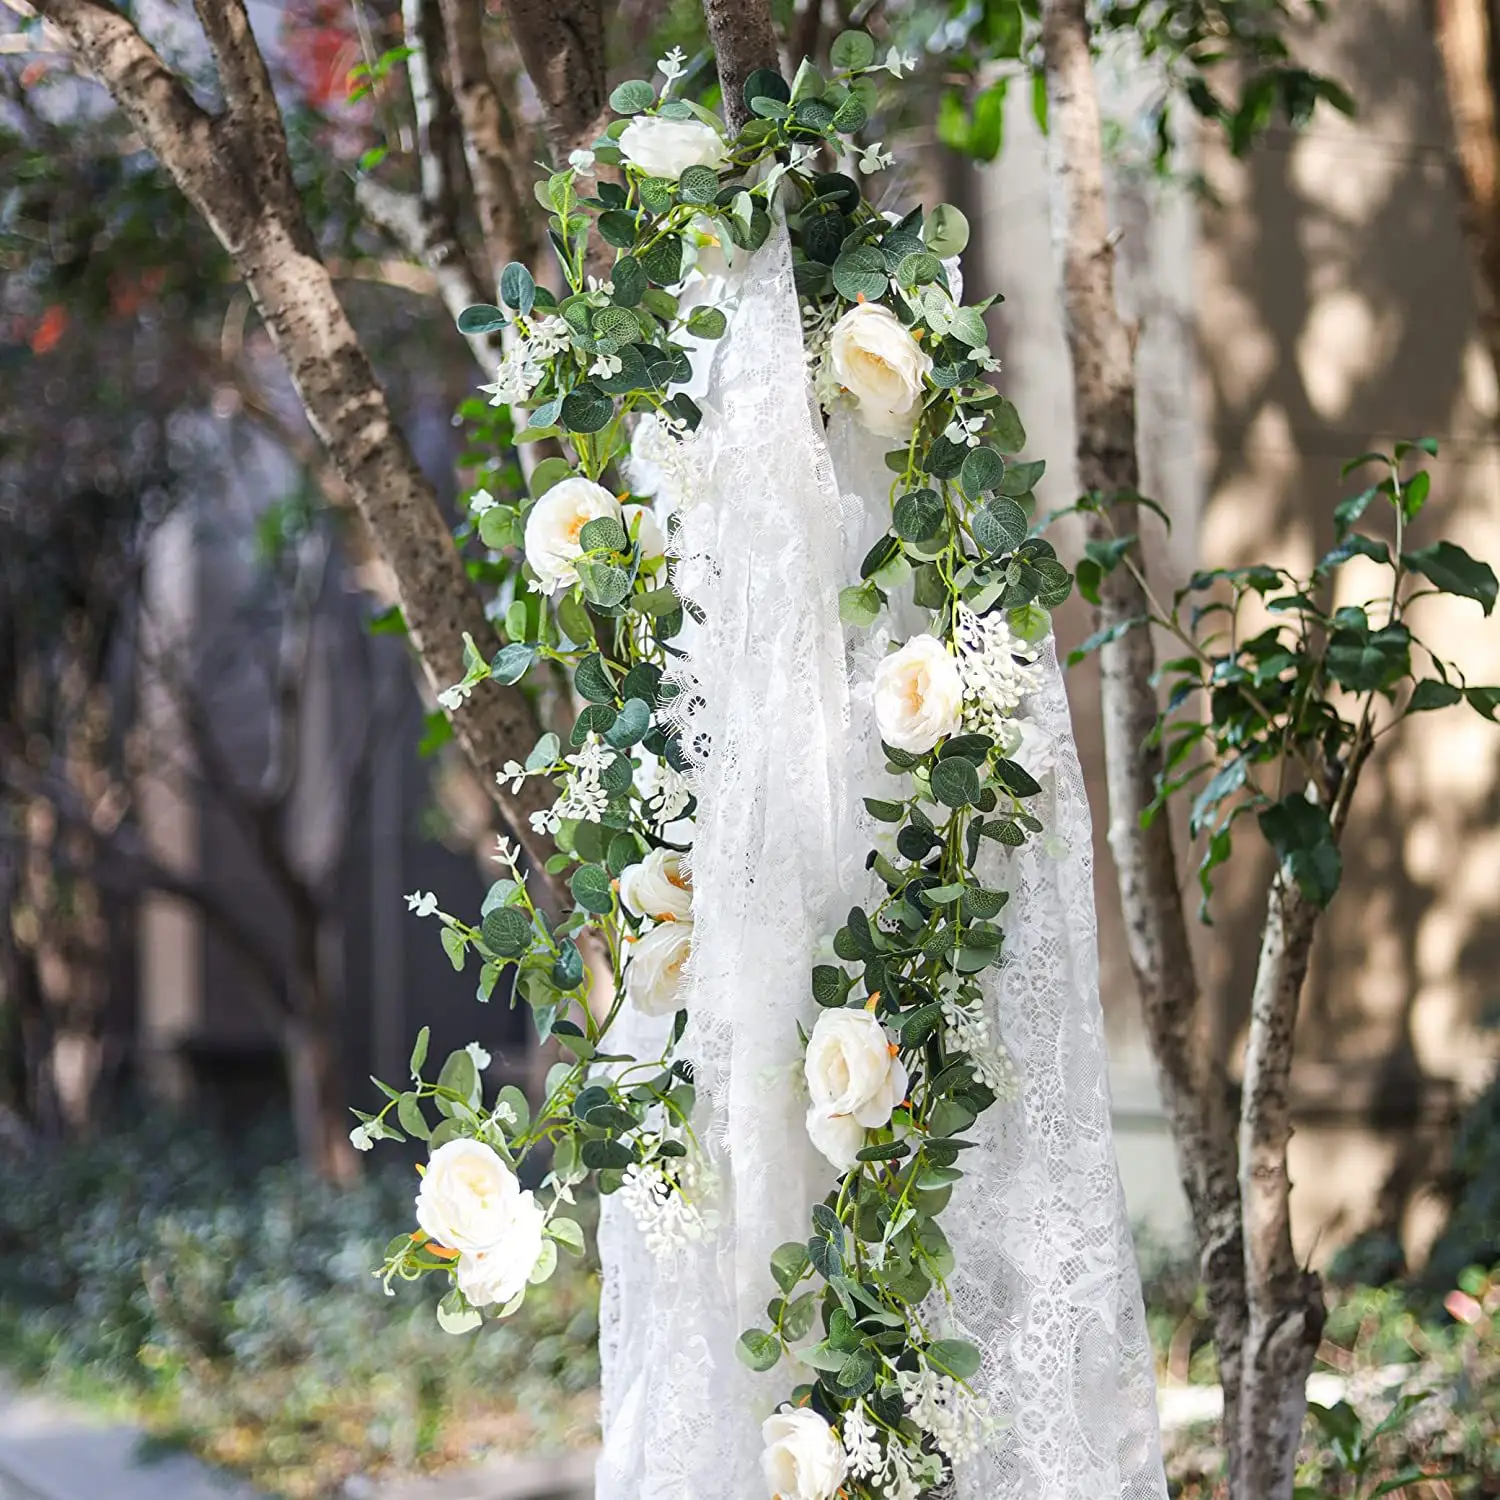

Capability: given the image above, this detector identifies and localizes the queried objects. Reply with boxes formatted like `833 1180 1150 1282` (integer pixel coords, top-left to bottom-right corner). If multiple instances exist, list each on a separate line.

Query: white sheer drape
596 229 1167 1500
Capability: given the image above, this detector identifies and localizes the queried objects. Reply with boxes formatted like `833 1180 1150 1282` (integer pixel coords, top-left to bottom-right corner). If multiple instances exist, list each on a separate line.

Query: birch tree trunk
1038 0 1252 1484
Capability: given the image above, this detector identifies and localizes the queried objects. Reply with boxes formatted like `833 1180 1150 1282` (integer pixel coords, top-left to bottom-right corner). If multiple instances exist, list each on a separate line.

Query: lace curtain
596 228 1168 1500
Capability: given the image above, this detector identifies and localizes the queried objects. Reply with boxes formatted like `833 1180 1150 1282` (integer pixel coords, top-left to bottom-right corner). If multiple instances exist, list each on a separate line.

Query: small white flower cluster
617 1138 716 1257
857 140 895 175
480 343 543 408
405 890 439 918
842 1398 945 1500
636 754 693 830
528 733 614 837
627 412 705 509
896 1364 1003 1467
938 976 1020 1101
944 412 985 448
955 603 1045 736
656 45 687 93
479 317 570 409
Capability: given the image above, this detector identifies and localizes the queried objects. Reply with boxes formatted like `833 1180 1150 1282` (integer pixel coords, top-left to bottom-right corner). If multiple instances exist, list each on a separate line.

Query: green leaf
639 234 685 287
1401 468 1431 521
973 496 1028 555
922 203 970 258
811 966 851 1008
1402 540 1498 615
900 1001 945 1047
927 1338 982 1380
409 1025 430 1078
605 697 651 748
1326 621 1411 692
771 1241 812 1293
548 1216 586 1254
1407 679 1462 712
839 582 881 627
570 864 615 915
488 642 537 685
576 559 632 608
610 79 655 115
579 515 628 553
440 926 466 972
677 164 720 204
863 797 906 822
830 29 875 70
1258 795 1342 907
1466 685 1500 720
499 261 535 316
481 907 532 958
552 938 585 989
526 731 561 771
561 383 613 434
457 303 506 335
894 487 944 542
436 1292 481 1336
959 446 1004 499
686 305 728 339
590 305 639 353
832 244 888 302
436 1047 479 1109
988 398 1027 453
742 68 790 112
611 256 646 307
1066 616 1146 667
397 1093 430 1140
736 1328 782 1372
930 757 980 808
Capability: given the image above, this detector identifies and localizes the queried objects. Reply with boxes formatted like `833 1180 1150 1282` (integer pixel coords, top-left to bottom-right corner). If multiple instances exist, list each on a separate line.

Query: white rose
873 634 964 753
618 116 727 180
523 477 622 595
624 502 668 561
624 919 694 1016
452 1190 546 1308
828 302 932 437
415 1138 539 1259
803 1008 908 1170
760 1407 848 1500
618 847 693 921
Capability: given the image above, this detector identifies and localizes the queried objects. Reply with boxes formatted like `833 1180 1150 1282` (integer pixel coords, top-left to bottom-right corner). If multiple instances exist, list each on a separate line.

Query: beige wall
975 2 1500 1264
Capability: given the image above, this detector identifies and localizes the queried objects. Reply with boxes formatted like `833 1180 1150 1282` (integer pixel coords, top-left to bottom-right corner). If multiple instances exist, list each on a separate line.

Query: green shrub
0 1116 599 1498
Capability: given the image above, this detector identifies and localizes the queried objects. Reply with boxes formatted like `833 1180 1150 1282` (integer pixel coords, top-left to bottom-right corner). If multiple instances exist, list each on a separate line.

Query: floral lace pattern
597 233 1165 1499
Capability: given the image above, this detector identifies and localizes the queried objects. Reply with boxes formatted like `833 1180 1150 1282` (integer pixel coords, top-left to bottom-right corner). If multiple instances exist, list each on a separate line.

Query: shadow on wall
1194 0 1500 1260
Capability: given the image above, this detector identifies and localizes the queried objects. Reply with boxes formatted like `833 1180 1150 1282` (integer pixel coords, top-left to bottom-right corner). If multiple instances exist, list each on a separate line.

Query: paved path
0 1381 261 1500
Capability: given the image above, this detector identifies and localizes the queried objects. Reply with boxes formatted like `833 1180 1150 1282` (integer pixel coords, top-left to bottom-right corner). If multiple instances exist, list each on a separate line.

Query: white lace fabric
597 231 1167 1499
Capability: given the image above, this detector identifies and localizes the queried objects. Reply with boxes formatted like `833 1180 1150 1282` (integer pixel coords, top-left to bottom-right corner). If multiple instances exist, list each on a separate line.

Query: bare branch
703 0 779 132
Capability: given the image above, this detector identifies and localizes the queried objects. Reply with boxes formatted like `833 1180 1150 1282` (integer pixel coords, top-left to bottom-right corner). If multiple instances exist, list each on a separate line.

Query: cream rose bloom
618 847 693 922
828 302 932 437
760 1407 848 1500
624 919 694 1016
873 634 964 753
415 1137 542 1256
803 1008 908 1171
618 116 727 180
523 477 622 595
623 502 667 561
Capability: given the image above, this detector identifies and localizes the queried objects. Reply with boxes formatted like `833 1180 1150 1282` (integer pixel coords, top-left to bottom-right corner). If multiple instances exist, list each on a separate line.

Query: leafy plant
1067 441 1500 920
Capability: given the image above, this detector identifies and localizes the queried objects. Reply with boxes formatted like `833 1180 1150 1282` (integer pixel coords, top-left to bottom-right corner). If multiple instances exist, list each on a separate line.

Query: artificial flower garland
358 33 1069 1497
